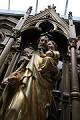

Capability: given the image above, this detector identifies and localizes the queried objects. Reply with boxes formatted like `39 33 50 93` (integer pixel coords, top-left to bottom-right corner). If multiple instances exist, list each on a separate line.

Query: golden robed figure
1 35 60 120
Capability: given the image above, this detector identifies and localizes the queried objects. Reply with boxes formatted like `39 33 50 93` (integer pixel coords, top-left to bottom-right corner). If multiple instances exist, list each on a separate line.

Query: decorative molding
0 15 18 35
22 7 69 37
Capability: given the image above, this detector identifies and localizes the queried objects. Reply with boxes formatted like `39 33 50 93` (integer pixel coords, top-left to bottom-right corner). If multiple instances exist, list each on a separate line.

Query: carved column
70 39 80 120
0 36 10 54
68 12 80 120
1 36 10 46
4 51 21 79
0 54 10 78
0 37 15 69
0 6 32 69
62 58 70 120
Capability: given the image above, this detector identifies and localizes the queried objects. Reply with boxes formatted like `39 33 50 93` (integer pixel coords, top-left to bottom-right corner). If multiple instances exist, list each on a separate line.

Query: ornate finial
68 11 73 20
52 4 56 9
40 10 43 13
26 6 32 15
57 13 60 16
48 5 51 9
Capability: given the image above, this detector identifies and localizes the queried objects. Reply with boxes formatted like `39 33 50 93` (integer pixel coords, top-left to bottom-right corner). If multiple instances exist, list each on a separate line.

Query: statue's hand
2 72 22 87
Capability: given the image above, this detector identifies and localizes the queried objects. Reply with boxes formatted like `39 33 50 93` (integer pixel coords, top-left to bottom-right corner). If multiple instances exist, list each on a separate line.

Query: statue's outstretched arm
2 59 27 87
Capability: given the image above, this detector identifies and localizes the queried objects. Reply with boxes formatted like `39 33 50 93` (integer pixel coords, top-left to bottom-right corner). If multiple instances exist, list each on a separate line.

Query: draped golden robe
3 52 59 120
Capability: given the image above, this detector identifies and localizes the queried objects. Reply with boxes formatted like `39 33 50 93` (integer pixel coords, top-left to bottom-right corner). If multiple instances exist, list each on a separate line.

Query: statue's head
47 40 57 51
38 35 49 53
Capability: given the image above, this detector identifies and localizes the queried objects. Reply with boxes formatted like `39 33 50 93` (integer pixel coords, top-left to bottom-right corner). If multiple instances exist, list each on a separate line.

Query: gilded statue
0 35 60 120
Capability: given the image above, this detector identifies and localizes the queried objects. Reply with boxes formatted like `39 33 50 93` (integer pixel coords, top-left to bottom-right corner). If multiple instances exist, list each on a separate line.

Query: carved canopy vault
21 6 69 37
20 6 69 58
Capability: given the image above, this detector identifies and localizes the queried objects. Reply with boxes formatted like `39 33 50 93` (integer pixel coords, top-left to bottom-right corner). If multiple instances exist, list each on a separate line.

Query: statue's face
38 36 49 51
47 41 56 50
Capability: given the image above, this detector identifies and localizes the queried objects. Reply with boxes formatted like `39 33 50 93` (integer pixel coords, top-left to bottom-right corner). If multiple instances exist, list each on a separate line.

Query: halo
20 26 41 49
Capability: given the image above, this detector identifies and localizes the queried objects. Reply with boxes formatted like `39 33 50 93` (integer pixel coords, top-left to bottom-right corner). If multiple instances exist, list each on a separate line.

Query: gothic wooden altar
0 5 80 120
